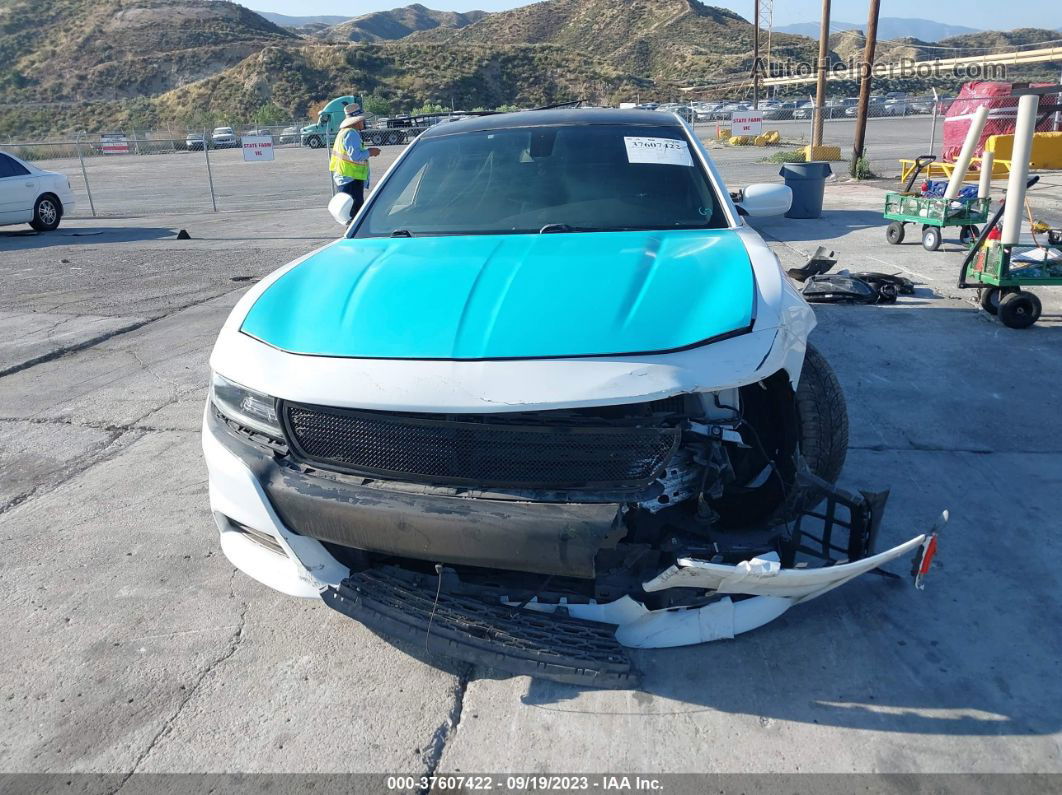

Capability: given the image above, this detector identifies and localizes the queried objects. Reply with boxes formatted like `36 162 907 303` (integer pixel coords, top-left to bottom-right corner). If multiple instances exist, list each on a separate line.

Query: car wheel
998 291 1041 329
30 194 61 231
922 225 942 251
791 344 849 513
886 221 905 244
306 136 323 149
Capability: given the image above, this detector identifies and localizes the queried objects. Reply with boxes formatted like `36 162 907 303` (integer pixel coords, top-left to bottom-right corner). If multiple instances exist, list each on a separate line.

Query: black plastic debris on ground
787 245 915 304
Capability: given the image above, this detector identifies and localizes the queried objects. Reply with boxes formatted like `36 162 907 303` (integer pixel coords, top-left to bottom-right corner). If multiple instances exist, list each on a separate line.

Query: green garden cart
883 154 990 251
958 176 1062 329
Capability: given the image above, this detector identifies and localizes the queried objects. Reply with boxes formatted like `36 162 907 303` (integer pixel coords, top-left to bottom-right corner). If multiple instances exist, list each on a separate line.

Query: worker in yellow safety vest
329 106 381 220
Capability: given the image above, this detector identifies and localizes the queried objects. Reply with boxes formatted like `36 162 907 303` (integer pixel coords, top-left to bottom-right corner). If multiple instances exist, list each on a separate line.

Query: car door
0 153 37 224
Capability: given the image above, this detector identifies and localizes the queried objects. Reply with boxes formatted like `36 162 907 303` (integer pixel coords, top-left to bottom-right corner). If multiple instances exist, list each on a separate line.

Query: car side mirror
735 183 792 217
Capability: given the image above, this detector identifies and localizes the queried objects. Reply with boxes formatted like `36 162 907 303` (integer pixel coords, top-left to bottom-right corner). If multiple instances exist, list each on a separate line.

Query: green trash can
779 161 832 219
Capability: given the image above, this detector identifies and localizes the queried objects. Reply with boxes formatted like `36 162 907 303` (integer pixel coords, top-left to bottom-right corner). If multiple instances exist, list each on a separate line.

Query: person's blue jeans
337 179 365 220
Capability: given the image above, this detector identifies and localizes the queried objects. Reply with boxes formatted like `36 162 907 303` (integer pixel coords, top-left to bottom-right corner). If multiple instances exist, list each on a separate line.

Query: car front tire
30 194 61 231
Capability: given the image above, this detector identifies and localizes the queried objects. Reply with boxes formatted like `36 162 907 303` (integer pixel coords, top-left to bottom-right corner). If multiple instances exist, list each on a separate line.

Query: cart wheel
998 291 1042 329
886 221 905 244
921 225 942 251
960 225 980 245
978 286 1018 315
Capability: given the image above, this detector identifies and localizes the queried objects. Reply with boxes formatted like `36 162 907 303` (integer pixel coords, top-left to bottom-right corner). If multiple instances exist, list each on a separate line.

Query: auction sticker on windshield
624 137 693 167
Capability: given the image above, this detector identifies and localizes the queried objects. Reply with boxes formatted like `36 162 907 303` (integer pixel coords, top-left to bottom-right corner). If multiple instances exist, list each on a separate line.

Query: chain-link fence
0 114 449 217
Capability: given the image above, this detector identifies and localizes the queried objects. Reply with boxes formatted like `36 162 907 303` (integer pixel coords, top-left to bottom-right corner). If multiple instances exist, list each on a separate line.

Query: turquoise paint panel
240 230 755 359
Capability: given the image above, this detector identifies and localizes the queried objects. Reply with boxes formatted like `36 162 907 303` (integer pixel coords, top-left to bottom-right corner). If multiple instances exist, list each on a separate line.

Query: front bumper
204 404 940 683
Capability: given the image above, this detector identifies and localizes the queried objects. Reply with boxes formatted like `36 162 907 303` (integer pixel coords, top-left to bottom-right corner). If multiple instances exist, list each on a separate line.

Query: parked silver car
211 127 239 149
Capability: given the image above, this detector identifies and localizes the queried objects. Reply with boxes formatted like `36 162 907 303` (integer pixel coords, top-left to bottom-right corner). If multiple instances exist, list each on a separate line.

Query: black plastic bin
779 161 832 219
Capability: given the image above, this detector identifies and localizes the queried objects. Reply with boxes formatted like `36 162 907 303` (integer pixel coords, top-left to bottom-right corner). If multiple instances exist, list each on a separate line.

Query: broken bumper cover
324 568 639 689
205 404 941 684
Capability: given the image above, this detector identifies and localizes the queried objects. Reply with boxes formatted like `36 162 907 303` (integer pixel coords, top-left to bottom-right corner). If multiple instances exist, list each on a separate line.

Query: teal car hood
240 230 755 360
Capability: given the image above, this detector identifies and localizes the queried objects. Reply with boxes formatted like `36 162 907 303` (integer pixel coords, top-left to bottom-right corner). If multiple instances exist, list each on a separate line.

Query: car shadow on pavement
750 210 907 243
503 565 1060 738
0 226 175 249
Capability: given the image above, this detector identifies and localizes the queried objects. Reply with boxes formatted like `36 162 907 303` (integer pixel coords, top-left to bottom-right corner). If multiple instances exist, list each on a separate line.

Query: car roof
418 108 685 139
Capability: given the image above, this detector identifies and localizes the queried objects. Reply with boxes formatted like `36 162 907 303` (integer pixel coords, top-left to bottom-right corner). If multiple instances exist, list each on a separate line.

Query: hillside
778 18 979 41
0 0 295 102
1 0 1057 138
318 4 488 43
935 27 1061 51
825 26 1062 90
409 0 820 86
154 41 650 121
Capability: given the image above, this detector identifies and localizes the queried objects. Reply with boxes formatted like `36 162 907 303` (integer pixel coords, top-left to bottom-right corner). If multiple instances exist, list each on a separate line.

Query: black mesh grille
283 402 680 490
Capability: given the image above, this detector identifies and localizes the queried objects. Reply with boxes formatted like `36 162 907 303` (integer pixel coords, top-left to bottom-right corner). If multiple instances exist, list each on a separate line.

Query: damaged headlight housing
210 372 282 438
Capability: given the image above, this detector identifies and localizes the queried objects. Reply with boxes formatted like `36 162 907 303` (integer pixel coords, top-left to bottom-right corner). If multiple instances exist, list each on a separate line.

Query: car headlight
210 372 282 438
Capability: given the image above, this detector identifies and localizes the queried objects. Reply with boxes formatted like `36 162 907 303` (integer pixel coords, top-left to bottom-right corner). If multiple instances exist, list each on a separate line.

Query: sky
248 0 1058 31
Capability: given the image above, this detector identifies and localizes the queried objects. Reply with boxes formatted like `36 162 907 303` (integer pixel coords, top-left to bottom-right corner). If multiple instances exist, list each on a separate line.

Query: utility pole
851 0 880 175
812 0 831 148
753 0 760 110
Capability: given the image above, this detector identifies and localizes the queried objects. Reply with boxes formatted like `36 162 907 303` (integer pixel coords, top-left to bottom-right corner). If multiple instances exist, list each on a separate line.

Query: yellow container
985 132 1062 170
801 145 842 161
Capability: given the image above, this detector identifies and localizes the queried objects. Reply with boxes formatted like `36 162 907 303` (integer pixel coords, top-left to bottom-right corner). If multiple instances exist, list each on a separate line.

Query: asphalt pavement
1 174 1061 780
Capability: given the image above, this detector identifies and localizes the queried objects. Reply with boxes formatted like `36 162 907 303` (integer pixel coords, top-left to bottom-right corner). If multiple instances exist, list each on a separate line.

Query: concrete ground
1 174 1062 779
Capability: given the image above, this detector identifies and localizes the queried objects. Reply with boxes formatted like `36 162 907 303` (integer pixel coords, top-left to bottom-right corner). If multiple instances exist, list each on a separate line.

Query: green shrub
850 153 877 179
759 149 805 164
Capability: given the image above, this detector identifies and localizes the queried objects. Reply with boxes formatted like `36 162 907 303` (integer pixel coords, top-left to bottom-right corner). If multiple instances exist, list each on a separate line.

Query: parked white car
0 151 76 231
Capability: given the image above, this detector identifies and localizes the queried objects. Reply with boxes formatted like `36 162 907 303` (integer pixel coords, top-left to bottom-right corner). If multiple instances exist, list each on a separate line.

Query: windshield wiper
390 229 413 237
538 223 602 234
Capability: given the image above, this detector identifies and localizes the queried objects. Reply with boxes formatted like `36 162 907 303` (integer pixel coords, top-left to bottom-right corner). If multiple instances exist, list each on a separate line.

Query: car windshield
354 123 727 238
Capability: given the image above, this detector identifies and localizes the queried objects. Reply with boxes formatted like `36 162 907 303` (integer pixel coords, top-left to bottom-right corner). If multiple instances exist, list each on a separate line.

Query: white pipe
978 150 994 199
1001 94 1039 246
944 104 989 199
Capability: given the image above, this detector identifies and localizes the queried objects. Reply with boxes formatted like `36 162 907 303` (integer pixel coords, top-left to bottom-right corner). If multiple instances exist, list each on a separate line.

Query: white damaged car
203 109 941 686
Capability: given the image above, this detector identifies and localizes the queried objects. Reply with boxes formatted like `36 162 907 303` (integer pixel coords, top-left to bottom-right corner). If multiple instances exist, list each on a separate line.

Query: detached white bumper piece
615 533 933 648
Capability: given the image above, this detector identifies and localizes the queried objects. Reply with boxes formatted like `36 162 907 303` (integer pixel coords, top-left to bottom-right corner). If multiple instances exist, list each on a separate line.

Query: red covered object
940 81 1059 162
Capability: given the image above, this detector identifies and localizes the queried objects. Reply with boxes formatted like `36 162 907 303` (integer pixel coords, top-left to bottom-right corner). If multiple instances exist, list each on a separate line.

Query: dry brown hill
0 0 295 102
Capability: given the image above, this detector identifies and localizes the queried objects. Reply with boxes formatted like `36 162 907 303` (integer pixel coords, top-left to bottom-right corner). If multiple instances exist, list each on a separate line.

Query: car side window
0 154 29 178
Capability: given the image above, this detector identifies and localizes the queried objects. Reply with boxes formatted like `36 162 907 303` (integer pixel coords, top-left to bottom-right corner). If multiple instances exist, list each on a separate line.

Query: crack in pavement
848 444 1062 455
0 282 248 380
419 666 473 790
0 415 200 435
111 587 249 791
0 388 204 516
0 428 144 518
